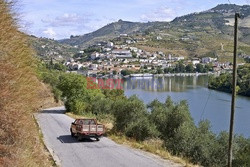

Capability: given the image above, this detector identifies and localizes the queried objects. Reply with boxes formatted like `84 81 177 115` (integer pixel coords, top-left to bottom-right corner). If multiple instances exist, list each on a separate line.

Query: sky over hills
20 0 249 39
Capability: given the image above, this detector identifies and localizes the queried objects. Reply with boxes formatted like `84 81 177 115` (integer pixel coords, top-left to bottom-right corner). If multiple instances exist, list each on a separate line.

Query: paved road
35 106 183 167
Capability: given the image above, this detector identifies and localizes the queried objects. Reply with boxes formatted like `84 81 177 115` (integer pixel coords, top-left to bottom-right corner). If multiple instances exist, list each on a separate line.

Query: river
123 76 250 138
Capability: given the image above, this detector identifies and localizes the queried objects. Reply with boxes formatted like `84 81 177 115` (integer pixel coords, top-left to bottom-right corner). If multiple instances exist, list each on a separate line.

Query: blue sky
19 0 249 39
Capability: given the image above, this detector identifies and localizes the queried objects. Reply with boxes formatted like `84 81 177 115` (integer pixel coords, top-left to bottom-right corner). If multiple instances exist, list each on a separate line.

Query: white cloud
41 13 92 27
141 7 176 22
43 28 56 38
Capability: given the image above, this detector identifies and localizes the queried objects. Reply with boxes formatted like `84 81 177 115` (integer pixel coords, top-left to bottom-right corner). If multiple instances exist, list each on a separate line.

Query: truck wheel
96 138 100 141
77 135 82 141
70 129 75 137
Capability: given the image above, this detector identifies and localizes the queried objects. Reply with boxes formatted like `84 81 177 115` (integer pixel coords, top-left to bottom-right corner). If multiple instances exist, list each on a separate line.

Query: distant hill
58 4 250 50
59 4 250 51
58 20 168 48
31 4 250 62
171 4 250 43
29 35 78 61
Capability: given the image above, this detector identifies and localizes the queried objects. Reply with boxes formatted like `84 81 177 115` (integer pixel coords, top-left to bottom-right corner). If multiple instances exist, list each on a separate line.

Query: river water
123 76 250 138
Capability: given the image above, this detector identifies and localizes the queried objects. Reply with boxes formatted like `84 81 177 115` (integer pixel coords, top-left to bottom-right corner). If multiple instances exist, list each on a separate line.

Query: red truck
70 118 105 141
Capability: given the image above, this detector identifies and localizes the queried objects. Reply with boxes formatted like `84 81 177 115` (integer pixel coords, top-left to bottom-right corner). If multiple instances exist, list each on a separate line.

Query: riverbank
85 72 215 79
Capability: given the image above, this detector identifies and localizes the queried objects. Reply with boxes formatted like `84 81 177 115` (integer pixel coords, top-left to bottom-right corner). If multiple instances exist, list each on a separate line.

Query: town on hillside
55 34 248 78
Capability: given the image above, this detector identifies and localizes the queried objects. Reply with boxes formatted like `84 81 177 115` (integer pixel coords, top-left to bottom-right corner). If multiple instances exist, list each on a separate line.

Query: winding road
35 106 183 167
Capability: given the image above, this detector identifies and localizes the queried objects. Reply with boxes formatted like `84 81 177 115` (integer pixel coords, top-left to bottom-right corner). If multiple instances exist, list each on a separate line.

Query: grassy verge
33 115 57 167
66 112 198 167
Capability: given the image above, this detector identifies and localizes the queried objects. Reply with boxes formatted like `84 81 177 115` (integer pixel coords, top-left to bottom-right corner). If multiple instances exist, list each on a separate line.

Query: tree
185 64 194 73
156 67 163 74
131 50 137 58
175 62 185 73
53 63 67 71
164 67 174 73
57 73 103 113
121 69 133 76
196 63 204 73
113 96 159 140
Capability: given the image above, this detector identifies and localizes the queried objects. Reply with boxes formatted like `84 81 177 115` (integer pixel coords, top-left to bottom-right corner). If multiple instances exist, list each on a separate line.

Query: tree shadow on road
41 109 66 114
57 135 97 143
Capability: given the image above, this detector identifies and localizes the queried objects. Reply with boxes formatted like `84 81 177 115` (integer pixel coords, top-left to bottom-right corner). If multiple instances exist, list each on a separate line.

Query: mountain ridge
58 4 250 49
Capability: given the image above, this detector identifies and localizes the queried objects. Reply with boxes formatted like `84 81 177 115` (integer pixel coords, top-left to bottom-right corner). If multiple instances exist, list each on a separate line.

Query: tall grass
0 1 53 166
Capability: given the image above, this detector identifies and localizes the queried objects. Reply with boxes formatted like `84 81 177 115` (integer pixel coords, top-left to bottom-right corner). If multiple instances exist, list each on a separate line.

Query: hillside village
31 4 250 78
63 33 239 78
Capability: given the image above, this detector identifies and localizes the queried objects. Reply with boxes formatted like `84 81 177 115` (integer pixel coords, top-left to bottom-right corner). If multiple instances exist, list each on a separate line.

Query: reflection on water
124 76 208 92
124 76 250 138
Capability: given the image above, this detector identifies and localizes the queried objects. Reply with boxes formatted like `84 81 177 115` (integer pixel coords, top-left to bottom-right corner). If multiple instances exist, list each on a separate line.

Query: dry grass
0 1 56 166
109 134 199 167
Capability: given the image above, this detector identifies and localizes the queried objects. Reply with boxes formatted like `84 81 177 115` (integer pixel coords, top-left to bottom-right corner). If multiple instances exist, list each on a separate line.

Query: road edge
33 113 62 167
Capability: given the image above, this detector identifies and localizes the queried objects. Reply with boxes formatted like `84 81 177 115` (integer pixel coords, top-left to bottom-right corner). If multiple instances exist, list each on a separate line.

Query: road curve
35 106 183 167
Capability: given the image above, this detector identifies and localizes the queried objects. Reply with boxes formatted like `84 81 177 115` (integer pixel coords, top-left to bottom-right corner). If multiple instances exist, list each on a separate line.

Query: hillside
57 4 250 62
29 35 78 61
59 20 168 48
0 0 54 166
133 4 250 61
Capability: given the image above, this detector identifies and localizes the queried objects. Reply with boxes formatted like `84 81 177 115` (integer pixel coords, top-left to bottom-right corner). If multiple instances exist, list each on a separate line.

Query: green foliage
208 73 232 93
174 62 185 73
65 98 87 115
156 67 163 74
53 63 67 71
147 96 250 167
185 64 194 72
233 138 250 167
84 47 101 53
113 95 159 140
37 62 63 102
149 96 193 140
90 96 113 115
196 63 204 73
131 50 137 58
164 67 174 73
208 64 250 97
57 73 103 113
102 89 125 100
125 116 159 141
121 69 133 76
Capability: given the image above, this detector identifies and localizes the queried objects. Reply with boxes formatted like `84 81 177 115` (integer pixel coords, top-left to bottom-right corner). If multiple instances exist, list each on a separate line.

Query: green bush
113 95 159 140
91 96 112 115
125 116 159 141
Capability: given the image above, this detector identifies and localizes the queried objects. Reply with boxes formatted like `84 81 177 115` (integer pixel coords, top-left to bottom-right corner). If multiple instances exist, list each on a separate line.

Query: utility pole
228 13 240 167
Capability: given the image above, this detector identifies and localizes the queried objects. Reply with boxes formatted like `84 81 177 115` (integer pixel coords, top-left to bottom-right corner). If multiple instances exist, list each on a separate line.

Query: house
107 42 114 48
126 39 132 44
129 47 138 52
201 57 217 64
112 49 132 58
89 64 98 70
192 58 200 65
91 52 100 60
156 36 162 40
120 34 128 37
173 56 185 61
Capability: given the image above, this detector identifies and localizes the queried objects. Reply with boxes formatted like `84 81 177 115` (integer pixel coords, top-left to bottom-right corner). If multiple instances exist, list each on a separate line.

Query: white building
192 59 200 65
107 42 114 48
91 52 100 60
202 57 217 64
112 49 132 58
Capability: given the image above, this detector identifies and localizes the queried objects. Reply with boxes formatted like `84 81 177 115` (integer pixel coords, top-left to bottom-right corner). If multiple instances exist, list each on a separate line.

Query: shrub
113 95 159 140
125 116 159 141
